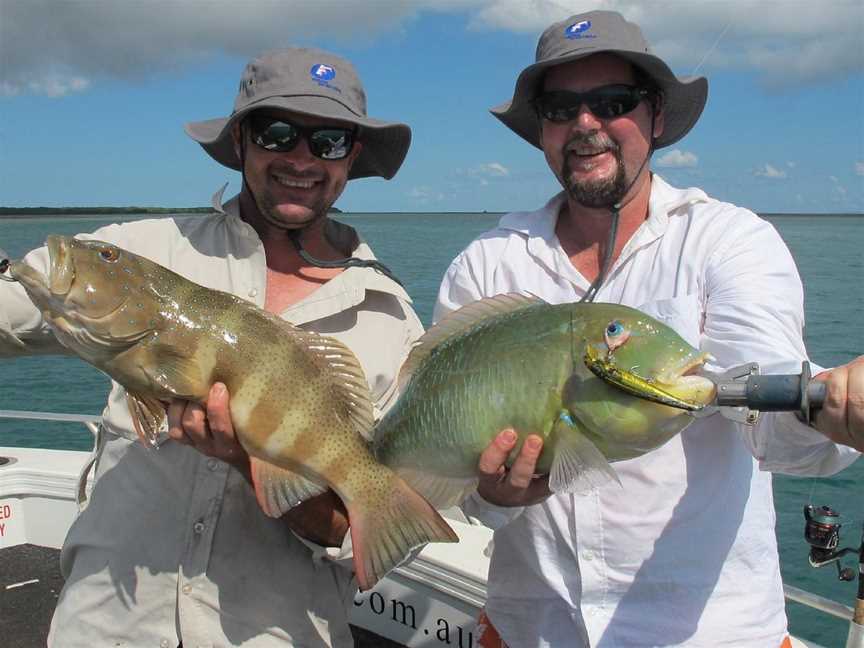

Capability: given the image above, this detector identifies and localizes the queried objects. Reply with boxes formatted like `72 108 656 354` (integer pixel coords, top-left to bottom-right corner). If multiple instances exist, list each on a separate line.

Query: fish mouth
584 345 716 412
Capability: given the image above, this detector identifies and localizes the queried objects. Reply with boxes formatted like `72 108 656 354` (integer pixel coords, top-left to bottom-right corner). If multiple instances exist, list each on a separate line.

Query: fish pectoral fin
250 458 328 518
139 345 205 397
549 415 620 494
395 467 479 509
126 391 167 447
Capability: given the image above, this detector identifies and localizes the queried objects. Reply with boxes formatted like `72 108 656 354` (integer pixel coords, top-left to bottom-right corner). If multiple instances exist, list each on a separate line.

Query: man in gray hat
435 10 862 648
0 47 422 646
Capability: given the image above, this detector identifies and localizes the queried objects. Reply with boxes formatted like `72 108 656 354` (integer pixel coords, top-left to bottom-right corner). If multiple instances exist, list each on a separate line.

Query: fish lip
657 352 712 384
46 235 75 296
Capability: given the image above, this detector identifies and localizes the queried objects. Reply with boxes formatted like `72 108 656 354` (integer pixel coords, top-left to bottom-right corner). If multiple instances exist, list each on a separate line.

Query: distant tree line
0 206 342 217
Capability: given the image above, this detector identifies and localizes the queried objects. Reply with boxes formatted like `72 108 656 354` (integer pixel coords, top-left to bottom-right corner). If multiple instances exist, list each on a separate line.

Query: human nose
279 134 318 169
571 103 603 131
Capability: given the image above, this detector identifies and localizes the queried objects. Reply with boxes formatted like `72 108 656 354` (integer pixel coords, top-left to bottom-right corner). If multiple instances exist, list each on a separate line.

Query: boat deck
1 544 64 648
0 544 401 648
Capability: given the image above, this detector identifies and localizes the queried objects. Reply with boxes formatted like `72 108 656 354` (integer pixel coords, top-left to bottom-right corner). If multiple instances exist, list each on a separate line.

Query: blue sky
1 0 862 214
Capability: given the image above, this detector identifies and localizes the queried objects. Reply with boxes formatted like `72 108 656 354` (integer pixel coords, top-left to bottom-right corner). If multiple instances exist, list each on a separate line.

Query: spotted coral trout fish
372 294 716 507
8 235 457 590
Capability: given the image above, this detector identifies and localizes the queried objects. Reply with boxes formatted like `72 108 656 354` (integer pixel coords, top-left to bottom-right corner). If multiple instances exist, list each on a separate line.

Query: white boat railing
1 409 861 648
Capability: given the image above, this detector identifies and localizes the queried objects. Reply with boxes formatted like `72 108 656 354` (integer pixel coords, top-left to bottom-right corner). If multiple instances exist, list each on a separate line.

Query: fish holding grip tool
698 360 826 425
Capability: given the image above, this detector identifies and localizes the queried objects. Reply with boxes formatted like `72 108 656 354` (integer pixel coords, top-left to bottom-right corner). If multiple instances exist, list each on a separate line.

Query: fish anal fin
126 391 166 448
348 476 459 591
549 413 620 493
250 458 329 518
399 293 544 393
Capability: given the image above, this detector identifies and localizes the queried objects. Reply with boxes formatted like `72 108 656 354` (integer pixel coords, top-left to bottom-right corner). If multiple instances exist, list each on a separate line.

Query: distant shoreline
0 207 860 219
0 206 343 218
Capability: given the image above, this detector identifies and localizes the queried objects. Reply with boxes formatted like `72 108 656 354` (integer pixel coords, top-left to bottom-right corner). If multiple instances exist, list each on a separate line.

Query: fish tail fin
347 476 459 591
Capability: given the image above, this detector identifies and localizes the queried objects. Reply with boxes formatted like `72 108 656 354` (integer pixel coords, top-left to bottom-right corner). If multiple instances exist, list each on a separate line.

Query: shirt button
207 458 218 471
248 288 258 298
581 550 594 561
193 521 205 534
182 583 192 595
160 640 170 648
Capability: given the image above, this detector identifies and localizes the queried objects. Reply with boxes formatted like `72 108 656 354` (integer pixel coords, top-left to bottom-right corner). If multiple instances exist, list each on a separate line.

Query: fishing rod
803 504 864 647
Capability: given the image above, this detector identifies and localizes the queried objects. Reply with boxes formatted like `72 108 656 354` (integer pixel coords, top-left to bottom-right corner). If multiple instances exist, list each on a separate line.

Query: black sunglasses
535 85 652 122
247 116 356 160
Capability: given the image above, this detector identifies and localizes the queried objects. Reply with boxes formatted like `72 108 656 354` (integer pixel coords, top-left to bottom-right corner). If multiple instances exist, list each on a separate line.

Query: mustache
564 133 619 154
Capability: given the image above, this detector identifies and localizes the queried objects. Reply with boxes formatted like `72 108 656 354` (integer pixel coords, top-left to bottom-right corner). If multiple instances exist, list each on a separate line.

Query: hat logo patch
310 63 342 93
565 20 596 39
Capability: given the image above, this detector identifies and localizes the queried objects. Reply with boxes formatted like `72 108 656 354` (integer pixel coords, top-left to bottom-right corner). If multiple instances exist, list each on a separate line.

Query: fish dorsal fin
293 328 375 439
549 412 620 494
399 293 544 392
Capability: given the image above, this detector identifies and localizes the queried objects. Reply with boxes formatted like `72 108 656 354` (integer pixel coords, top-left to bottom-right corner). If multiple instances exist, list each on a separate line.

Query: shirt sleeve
701 211 859 475
433 249 485 324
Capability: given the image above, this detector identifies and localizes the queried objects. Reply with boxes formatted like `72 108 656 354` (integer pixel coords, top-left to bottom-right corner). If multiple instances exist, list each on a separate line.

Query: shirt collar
497 175 710 239
209 185 412 322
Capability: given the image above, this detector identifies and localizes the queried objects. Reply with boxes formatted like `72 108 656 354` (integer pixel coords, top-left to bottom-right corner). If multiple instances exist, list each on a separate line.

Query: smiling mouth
272 173 318 189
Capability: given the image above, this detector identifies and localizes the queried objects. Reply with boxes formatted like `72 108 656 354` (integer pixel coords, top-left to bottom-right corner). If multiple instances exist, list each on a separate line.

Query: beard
561 133 628 208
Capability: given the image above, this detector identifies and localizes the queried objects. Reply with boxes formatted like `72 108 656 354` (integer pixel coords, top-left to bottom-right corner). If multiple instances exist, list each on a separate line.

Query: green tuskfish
372 294 716 507
9 235 457 590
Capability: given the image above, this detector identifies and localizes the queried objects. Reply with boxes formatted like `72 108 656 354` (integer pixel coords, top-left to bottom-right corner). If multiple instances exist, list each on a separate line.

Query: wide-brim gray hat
492 10 708 150
185 47 410 180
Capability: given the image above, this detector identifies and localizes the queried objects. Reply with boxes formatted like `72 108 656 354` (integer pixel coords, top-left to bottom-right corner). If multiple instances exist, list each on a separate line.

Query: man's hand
167 383 350 546
813 356 864 452
167 383 248 471
476 429 552 507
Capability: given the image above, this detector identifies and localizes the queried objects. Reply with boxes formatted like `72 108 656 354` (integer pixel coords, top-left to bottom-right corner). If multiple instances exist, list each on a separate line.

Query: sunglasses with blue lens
535 84 652 122
247 116 356 160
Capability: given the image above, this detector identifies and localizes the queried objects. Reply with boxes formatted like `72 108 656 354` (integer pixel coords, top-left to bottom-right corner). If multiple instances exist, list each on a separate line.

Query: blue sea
1 212 862 646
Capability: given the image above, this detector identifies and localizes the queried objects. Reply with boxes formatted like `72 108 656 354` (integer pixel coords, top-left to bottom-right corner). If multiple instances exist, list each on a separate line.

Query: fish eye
604 320 631 352
99 247 120 263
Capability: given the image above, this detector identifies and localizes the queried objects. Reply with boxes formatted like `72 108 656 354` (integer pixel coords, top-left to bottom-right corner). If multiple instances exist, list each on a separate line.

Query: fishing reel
803 505 859 582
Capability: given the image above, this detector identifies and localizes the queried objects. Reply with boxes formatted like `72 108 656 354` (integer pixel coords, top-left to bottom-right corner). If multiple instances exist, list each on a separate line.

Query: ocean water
1 212 862 646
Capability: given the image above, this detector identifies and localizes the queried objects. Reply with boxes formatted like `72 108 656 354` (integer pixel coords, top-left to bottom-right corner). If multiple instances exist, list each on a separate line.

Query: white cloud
755 164 787 179
656 149 698 168
465 162 510 177
2 0 861 96
856 162 864 176
408 186 445 203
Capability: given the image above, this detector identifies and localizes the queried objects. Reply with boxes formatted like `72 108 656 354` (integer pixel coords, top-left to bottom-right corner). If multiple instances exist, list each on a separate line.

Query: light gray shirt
0 191 423 647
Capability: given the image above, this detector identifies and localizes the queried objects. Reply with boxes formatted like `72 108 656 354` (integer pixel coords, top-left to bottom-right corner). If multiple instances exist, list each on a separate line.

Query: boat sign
0 499 25 548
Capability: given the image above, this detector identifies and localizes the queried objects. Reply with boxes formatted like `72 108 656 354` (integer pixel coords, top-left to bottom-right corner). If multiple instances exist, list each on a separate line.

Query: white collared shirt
435 175 859 648
1 190 423 647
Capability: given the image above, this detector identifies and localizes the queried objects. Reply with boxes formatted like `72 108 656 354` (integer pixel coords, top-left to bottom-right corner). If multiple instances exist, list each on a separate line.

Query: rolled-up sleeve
702 213 859 475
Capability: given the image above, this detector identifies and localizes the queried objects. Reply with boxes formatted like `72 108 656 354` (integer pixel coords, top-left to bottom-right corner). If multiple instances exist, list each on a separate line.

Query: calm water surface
1 212 861 646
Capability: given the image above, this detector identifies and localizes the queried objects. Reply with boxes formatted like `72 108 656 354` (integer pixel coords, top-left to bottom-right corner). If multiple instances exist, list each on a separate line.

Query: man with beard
1 48 421 647
435 11 863 648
